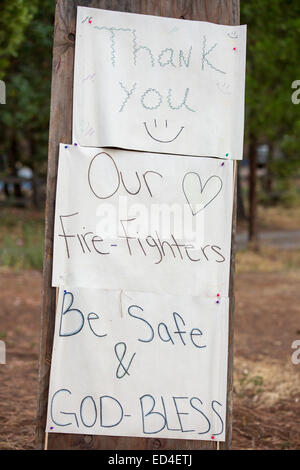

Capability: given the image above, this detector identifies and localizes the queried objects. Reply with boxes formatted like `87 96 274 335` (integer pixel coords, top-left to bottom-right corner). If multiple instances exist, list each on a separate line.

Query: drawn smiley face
143 119 184 143
227 31 238 39
216 81 232 95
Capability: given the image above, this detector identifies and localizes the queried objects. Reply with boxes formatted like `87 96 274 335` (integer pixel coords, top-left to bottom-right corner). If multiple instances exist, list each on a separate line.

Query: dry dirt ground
0 269 299 450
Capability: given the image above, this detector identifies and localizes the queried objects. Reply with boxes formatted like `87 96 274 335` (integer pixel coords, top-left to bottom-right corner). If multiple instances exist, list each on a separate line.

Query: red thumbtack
233 47 237 51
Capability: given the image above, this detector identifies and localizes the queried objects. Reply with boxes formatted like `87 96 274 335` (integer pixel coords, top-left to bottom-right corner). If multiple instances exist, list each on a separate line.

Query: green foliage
0 0 54 174
0 210 44 270
238 371 265 398
241 0 300 176
1 228 44 270
0 0 38 79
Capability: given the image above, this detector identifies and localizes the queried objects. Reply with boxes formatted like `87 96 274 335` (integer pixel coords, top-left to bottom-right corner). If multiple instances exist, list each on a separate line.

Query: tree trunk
9 135 23 201
237 163 246 220
265 142 274 198
248 135 258 245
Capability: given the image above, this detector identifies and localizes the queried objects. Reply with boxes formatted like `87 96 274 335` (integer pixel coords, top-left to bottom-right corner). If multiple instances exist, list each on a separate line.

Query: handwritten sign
46 287 229 441
52 144 233 297
73 7 246 159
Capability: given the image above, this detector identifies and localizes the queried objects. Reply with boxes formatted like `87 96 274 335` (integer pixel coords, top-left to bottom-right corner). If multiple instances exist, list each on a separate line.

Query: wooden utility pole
36 0 239 450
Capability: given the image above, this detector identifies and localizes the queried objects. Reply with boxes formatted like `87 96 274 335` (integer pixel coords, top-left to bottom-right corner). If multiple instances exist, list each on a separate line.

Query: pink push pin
233 47 237 51
89 18 92 24
211 436 215 440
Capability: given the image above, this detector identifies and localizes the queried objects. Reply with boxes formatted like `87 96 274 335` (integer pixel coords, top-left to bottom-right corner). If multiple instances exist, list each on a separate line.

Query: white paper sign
73 7 246 159
52 145 233 297
46 287 229 441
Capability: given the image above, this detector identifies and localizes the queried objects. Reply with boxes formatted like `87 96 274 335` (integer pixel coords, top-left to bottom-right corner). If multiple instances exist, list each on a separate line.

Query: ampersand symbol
114 342 136 379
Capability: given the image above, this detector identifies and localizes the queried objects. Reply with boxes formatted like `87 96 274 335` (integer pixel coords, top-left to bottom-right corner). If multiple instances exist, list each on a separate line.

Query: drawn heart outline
182 172 223 216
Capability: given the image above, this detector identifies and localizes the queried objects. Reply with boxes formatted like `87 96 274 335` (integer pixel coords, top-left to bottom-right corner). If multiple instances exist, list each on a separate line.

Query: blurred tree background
242 0 300 241
0 0 54 183
0 0 300 240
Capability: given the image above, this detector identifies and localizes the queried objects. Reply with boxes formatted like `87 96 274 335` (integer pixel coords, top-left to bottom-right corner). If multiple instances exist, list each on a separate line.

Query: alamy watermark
291 340 300 365
93 196 206 246
0 340 6 365
291 80 300 104
0 80 6 104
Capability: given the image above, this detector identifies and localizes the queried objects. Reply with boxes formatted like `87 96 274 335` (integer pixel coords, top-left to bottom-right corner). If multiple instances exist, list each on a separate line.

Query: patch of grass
236 246 300 274
0 209 44 270
280 441 292 450
258 204 300 231
238 372 264 398
234 358 300 407
237 197 300 233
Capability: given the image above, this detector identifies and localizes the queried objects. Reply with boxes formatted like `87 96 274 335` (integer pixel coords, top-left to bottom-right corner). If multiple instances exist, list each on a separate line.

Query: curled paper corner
119 290 135 317
120 289 123 318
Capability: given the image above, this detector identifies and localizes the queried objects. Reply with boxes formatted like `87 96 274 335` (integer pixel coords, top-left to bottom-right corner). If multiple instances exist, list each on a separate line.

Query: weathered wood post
36 0 239 450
